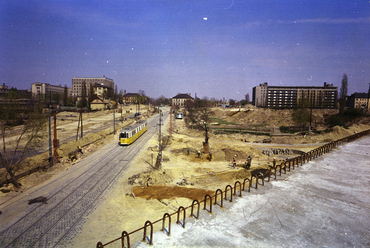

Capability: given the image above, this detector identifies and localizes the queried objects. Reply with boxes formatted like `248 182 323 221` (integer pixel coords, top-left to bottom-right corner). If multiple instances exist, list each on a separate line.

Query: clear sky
0 0 369 100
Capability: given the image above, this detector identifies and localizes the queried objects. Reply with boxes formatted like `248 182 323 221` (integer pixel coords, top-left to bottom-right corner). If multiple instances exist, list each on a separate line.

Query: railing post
225 185 233 202
162 213 171 236
121 231 130 248
177 206 186 228
260 172 265 186
251 175 258 189
191 200 200 218
243 178 250 192
215 189 223 207
142 220 153 245
268 167 273 182
234 181 242 197
204 194 213 213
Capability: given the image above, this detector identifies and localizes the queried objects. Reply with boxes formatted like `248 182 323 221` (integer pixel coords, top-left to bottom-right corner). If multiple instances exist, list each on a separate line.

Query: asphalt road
0 110 169 248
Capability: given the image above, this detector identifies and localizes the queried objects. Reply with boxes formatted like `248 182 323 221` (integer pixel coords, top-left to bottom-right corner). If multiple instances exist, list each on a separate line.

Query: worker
246 155 251 169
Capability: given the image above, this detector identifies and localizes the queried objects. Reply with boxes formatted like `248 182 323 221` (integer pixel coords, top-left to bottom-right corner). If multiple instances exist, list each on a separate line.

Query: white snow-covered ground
136 136 370 248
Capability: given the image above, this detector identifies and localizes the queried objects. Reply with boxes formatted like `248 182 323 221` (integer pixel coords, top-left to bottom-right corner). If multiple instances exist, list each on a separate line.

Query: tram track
0 112 166 247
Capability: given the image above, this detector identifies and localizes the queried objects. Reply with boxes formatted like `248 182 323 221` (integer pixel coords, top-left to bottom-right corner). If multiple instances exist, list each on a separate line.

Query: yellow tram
119 120 147 145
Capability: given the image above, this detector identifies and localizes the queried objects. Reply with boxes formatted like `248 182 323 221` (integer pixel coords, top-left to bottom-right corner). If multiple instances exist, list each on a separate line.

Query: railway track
0 111 167 247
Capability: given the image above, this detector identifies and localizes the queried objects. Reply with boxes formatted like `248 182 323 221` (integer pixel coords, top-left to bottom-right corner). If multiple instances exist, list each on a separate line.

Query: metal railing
96 129 370 248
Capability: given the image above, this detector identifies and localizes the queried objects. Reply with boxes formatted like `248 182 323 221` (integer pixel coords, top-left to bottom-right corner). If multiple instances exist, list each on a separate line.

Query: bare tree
80 81 87 108
154 95 170 106
292 96 310 131
88 83 95 105
245 93 250 104
339 73 348 114
63 84 68 106
185 100 211 152
0 93 47 188
114 85 118 102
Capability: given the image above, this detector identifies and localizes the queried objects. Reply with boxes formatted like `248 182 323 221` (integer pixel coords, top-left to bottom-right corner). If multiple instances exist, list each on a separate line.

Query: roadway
0 109 169 247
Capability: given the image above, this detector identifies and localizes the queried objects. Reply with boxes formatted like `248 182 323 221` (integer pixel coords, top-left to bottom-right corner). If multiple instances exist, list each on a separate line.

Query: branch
9 124 29 168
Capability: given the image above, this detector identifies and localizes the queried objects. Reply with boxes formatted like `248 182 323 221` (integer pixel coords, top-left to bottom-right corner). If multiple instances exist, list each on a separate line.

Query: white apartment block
72 77 114 97
31 82 66 97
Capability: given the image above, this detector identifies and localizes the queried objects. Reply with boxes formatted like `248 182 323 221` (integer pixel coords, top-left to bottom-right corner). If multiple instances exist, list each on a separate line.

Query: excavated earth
1 106 370 247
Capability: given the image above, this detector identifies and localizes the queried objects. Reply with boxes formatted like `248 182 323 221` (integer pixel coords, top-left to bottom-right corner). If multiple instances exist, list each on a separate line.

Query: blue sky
0 0 369 100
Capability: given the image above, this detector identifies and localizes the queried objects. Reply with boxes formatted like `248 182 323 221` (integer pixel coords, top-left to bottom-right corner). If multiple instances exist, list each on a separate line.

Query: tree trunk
6 167 21 188
203 141 209 153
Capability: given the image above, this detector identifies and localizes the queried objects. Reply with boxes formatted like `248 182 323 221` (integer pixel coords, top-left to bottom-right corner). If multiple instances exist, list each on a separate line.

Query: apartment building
252 82 268 107
72 77 114 97
31 82 66 97
253 82 338 109
347 92 370 109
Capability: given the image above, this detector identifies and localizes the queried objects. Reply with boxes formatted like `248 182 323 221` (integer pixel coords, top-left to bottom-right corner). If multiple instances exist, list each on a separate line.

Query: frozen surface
137 136 370 248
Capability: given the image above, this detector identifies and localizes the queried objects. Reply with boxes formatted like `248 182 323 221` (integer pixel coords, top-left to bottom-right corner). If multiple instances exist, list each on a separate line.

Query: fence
96 129 370 248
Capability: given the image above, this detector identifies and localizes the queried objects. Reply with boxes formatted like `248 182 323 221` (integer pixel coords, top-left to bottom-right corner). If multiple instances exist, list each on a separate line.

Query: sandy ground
135 136 370 248
70 109 370 247
1 107 369 247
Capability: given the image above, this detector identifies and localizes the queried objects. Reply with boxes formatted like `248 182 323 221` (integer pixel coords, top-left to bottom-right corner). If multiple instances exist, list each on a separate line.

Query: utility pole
155 109 162 169
53 112 59 164
76 103 83 141
309 104 313 131
169 105 172 136
113 101 116 134
48 92 52 166
80 102 83 139
367 83 370 111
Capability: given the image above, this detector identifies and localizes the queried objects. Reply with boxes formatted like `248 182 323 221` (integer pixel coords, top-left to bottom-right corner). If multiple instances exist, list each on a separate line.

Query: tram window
120 132 127 138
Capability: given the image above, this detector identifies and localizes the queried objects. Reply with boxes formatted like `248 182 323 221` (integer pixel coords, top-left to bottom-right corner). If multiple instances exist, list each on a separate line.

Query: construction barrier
96 129 370 248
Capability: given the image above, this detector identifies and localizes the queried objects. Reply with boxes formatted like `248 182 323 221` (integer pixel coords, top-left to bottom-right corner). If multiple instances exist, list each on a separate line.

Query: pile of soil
133 185 214 202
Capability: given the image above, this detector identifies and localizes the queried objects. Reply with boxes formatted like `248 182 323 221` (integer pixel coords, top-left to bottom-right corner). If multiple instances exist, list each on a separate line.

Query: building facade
171 93 194 107
31 82 66 97
0 83 9 95
252 83 337 109
72 77 114 97
347 92 370 109
90 97 111 110
122 92 139 104
252 82 268 107
93 83 111 98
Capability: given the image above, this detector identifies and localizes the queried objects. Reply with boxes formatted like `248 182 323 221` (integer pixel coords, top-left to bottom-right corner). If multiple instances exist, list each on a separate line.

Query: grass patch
211 127 270 136
327 108 365 128
209 117 239 126
280 126 298 134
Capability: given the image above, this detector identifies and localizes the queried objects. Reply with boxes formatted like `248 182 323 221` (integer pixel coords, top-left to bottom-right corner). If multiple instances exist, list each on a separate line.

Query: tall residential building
252 82 268 107
31 82 66 97
252 82 338 109
72 77 114 97
347 92 370 109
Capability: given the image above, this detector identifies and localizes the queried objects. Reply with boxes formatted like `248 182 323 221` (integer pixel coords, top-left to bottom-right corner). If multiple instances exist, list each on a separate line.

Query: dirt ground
1 106 370 246
72 108 370 246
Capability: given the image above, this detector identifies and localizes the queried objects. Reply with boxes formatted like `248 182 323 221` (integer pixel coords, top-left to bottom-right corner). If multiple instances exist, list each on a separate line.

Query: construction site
1 106 370 247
